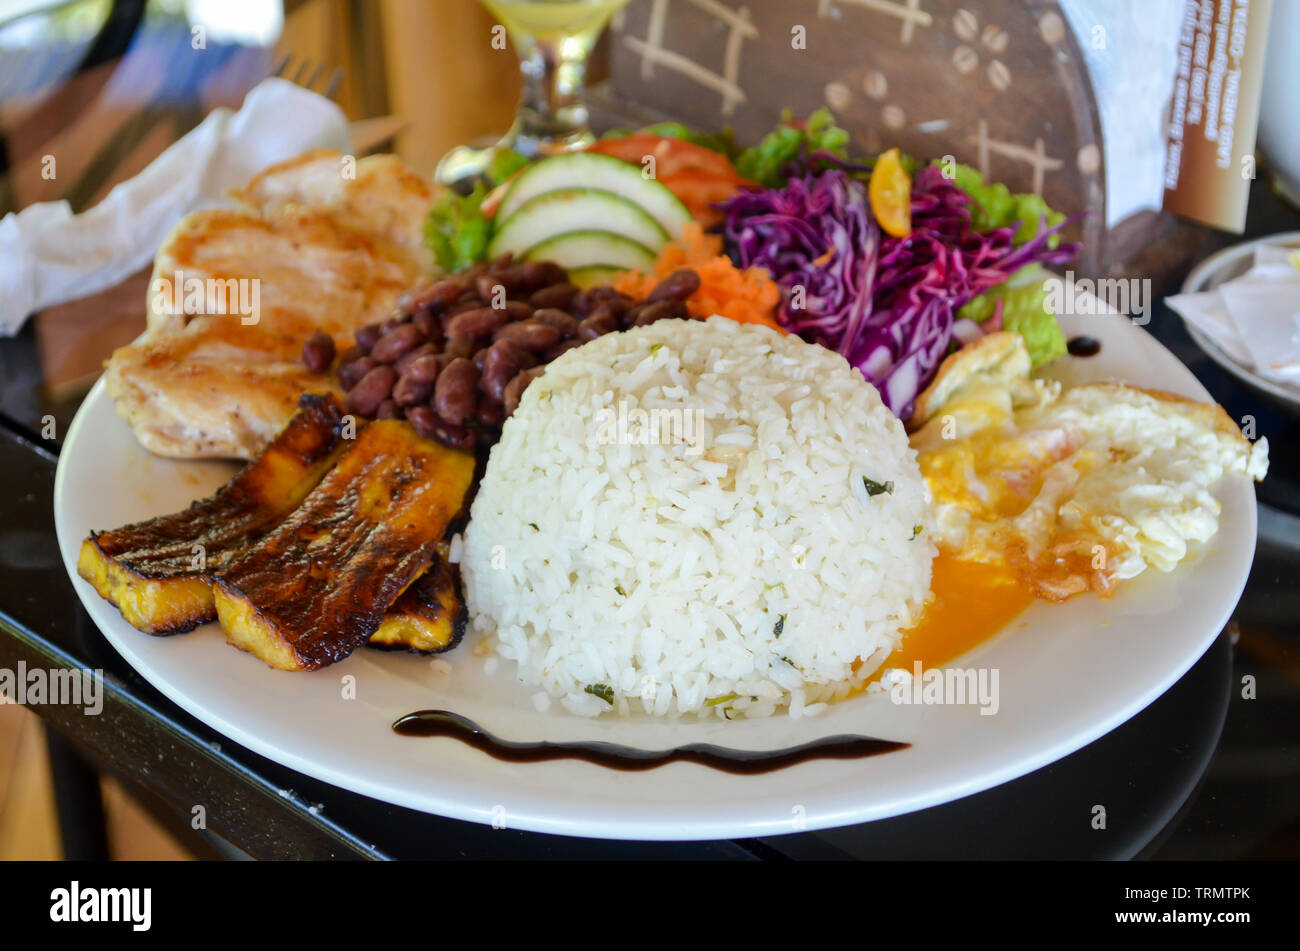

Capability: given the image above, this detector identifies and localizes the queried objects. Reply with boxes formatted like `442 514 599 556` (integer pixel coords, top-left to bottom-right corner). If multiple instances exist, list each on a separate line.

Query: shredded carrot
615 223 784 332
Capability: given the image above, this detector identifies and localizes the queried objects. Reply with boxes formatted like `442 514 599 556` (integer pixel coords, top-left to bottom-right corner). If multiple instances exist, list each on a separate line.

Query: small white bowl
1178 231 1300 416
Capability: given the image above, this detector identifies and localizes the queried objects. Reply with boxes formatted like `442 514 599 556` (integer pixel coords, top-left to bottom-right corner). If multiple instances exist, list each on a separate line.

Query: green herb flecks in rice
863 476 894 497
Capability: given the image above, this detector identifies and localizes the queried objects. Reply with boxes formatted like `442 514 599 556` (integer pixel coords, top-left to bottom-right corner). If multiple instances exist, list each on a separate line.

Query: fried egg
908 333 1269 600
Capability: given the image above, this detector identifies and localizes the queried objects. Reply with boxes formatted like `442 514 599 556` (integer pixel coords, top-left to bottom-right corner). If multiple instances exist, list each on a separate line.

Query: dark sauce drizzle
392 709 909 775
1067 335 1102 357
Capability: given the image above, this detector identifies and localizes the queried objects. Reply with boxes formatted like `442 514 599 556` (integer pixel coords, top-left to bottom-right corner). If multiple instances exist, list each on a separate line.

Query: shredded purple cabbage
721 165 1080 419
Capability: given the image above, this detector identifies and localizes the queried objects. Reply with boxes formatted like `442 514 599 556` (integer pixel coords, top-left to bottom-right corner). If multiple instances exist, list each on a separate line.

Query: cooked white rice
460 316 934 718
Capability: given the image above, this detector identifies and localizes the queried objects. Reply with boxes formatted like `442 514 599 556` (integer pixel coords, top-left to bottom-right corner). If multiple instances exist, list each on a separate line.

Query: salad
425 108 1079 421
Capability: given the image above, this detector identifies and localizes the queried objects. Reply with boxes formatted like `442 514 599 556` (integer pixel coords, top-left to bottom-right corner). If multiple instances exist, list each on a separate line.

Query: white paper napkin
1166 244 1300 384
0 78 352 336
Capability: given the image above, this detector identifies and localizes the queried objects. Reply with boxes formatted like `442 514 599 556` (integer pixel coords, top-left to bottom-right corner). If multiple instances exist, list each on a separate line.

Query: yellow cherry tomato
869 148 912 238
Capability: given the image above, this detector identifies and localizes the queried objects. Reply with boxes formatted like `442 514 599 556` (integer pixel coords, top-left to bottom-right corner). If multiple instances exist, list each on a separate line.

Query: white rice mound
461 317 935 718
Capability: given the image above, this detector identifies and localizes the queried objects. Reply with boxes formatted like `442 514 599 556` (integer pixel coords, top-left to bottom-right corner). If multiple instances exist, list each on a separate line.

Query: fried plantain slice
213 421 476 671
77 394 347 634
368 556 467 654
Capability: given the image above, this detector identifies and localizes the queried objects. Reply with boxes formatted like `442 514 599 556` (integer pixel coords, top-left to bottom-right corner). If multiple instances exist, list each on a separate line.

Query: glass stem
514 36 592 153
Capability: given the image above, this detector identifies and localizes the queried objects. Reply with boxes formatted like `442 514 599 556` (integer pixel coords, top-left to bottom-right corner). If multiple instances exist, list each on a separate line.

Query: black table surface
3 279 1298 859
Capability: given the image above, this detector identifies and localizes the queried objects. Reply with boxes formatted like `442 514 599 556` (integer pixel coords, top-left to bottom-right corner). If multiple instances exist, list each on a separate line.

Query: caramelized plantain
213 421 476 670
368 556 467 654
78 394 347 633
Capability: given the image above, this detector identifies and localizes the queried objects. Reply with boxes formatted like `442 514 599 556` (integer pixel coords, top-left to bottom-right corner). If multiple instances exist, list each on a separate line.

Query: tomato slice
869 148 912 238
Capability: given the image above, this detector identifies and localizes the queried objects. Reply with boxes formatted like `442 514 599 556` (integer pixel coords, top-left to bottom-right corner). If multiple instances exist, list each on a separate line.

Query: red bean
302 331 335 373
629 299 687 327
530 282 580 310
393 374 434 407
577 309 618 341
475 273 507 304
542 339 584 362
354 323 383 354
399 278 465 314
394 342 438 376
503 367 542 416
473 347 491 371
431 420 475 451
502 300 534 321
403 353 445 384
375 399 400 420
434 357 479 426
481 340 530 403
405 405 439 439
445 335 476 359
345 365 397 418
412 309 443 344
589 286 632 317
530 308 579 337
495 318 562 352
645 268 700 303
539 261 569 285
338 356 377 390
444 298 485 319
370 324 423 363
446 307 508 339
570 290 593 316
476 399 506 429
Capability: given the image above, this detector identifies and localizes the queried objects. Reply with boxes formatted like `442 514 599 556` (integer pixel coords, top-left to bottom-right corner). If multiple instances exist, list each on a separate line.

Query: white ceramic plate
1179 231 1300 415
54 310 1259 841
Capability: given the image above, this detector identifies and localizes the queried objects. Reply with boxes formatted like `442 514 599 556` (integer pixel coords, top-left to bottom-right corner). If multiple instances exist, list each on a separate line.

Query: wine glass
436 0 632 190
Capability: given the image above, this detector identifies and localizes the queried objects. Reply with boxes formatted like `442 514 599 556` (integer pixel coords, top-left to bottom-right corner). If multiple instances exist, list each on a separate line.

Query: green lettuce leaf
423 182 492 273
945 163 1065 246
959 270 1066 369
735 108 850 187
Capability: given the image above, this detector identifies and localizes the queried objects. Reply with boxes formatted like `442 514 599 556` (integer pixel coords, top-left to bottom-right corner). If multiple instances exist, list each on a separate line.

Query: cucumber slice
522 230 656 272
498 153 692 238
567 265 629 289
488 188 668 260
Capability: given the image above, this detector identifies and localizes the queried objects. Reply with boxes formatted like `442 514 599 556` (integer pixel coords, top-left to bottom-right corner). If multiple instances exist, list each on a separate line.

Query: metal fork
270 51 343 101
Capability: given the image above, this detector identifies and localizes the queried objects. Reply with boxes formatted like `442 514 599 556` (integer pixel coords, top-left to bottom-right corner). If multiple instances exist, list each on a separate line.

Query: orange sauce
880 551 1035 674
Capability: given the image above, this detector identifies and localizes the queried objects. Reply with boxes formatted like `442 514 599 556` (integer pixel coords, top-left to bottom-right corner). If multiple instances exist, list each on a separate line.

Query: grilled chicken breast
228 150 434 256
106 317 341 459
107 150 435 459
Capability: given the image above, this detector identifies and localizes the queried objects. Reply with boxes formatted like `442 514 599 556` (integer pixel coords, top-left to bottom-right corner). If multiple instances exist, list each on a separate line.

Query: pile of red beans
301 255 700 450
